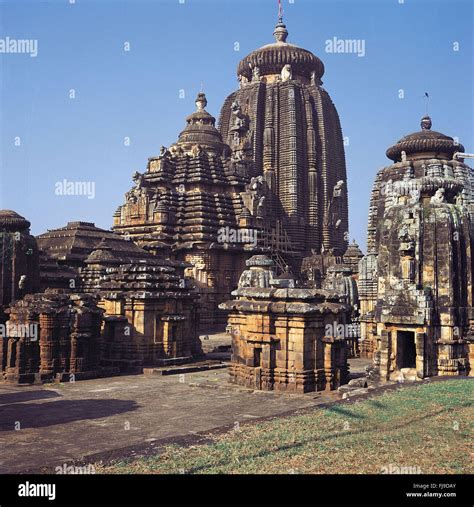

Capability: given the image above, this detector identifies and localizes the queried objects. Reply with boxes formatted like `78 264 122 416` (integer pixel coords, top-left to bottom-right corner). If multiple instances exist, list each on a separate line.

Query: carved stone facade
37 221 147 291
113 19 350 328
322 264 360 358
359 117 474 379
220 255 349 393
82 247 202 372
112 94 256 328
219 20 349 269
0 219 203 382
0 210 40 316
2 292 102 383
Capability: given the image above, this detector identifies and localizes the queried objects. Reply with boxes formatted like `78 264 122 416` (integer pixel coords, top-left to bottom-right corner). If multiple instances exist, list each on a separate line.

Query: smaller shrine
220 255 349 393
2 292 102 383
82 243 202 372
359 116 474 380
0 210 40 317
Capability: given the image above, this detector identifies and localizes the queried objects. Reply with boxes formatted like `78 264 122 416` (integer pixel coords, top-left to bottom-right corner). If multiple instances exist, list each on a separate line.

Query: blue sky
1 0 473 250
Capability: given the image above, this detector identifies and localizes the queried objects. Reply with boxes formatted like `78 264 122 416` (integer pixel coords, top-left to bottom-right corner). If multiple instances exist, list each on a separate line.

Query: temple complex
113 18 351 327
0 218 202 382
0 15 472 390
359 116 474 379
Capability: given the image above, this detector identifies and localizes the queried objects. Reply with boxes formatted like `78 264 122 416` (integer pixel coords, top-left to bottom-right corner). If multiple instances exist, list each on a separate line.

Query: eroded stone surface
359 117 474 380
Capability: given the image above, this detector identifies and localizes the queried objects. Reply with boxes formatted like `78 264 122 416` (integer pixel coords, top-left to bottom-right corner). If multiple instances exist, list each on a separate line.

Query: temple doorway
397 331 416 369
254 347 261 367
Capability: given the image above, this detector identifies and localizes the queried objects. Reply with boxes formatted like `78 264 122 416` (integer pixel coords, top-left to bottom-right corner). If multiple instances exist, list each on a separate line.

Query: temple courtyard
0 352 352 474
98 378 472 475
0 343 471 474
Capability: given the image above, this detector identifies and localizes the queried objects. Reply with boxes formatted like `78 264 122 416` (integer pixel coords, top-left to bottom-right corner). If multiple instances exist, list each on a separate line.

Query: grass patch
96 379 473 474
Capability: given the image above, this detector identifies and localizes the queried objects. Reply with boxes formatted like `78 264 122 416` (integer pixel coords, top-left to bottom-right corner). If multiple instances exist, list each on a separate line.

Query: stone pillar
378 329 391 380
39 313 57 378
57 313 70 372
415 332 425 378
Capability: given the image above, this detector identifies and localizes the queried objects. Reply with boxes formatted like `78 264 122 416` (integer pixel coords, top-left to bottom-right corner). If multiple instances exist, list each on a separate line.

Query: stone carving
191 144 203 158
310 70 321 86
230 100 249 149
281 64 292 82
251 65 261 82
230 101 247 131
325 180 345 229
149 159 160 172
238 74 249 88
18 275 27 289
409 188 421 205
125 171 146 203
384 179 399 209
431 187 445 203
240 176 265 217
333 180 344 198
257 196 266 218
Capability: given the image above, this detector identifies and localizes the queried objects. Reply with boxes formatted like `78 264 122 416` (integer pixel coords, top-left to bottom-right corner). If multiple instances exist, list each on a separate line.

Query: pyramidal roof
37 221 148 264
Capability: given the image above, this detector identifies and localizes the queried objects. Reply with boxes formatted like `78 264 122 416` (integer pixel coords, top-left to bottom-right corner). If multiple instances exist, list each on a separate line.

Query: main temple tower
218 17 349 261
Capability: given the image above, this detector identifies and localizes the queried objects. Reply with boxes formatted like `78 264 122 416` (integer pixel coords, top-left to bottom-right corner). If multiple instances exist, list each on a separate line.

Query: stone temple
219 18 349 263
220 255 349 393
359 116 474 380
113 18 350 329
0 15 472 391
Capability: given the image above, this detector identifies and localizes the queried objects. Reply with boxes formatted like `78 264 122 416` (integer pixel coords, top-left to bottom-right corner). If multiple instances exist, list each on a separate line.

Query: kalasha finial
274 0 288 42
273 19 288 43
195 92 207 111
421 115 432 130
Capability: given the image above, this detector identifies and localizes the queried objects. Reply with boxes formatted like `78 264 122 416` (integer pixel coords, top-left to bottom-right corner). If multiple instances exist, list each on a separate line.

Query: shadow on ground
0 398 139 431
0 389 62 405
